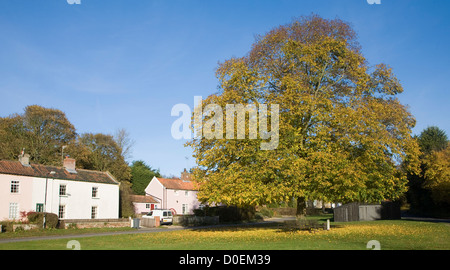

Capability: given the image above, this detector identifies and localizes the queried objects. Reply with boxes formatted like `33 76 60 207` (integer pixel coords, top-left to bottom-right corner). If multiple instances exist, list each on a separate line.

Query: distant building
131 194 160 215
0 154 120 221
144 169 201 215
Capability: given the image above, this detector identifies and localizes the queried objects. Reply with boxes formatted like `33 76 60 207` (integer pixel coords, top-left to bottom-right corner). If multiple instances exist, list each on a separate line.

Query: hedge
27 212 60 228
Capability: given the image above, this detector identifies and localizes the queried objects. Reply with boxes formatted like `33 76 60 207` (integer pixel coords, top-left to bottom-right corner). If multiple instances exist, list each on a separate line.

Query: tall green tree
417 126 448 156
187 15 420 215
130 160 161 195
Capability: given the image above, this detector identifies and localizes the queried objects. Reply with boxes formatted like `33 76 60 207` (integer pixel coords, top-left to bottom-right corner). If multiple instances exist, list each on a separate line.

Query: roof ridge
0 159 118 185
2 160 110 175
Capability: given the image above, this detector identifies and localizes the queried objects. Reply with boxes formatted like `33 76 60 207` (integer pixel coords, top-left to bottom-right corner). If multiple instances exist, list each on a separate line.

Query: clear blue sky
1 0 449 176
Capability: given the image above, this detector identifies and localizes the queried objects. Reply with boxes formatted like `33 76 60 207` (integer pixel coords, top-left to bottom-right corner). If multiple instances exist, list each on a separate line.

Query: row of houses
0 153 200 221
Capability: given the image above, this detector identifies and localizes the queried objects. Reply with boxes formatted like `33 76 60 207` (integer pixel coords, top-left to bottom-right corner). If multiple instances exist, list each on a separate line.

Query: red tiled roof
0 160 119 185
130 195 159 204
156 177 198 191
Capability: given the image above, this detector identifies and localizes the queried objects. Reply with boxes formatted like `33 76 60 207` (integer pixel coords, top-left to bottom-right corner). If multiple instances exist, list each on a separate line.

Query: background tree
0 105 76 165
130 160 161 195
71 133 132 181
417 126 448 156
407 126 449 216
114 128 135 164
0 114 27 161
424 143 450 207
187 15 420 215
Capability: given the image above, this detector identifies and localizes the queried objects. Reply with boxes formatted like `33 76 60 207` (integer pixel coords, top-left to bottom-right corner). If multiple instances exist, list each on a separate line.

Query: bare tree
114 128 135 164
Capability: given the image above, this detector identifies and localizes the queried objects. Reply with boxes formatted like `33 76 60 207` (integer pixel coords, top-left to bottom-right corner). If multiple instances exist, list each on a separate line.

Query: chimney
181 168 191 182
64 156 77 174
18 150 31 167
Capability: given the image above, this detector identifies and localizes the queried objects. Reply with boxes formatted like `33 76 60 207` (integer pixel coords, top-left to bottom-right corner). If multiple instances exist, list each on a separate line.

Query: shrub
281 218 323 232
0 221 14 232
195 206 256 222
27 212 60 229
258 207 274 218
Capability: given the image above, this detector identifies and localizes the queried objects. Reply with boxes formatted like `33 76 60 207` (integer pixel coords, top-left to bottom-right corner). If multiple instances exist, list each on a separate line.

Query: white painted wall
1 173 119 221
0 174 33 220
45 179 120 219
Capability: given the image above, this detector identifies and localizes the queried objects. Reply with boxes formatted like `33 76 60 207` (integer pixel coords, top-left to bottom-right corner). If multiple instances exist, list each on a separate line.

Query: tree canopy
423 143 450 205
130 160 161 195
417 126 449 156
0 105 76 165
187 15 420 213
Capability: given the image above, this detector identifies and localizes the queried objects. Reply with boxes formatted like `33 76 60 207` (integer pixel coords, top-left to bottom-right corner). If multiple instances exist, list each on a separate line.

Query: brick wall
63 218 130 229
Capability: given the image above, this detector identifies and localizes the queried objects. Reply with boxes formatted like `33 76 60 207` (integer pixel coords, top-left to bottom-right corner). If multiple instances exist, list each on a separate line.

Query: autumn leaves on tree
187 15 420 214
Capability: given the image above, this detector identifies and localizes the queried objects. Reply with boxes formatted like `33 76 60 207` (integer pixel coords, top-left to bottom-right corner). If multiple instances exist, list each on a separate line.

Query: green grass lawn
1 219 449 250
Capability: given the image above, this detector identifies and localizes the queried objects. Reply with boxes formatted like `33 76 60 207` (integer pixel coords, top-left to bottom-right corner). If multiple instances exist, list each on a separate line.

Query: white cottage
0 154 120 221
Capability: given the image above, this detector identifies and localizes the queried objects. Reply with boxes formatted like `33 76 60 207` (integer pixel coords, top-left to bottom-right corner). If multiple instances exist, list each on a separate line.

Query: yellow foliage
424 144 450 204
186 15 420 207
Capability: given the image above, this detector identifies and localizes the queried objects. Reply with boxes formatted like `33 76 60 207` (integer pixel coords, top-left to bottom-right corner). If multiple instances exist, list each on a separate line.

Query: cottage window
36 203 44 212
92 187 98 198
91 206 97 219
10 181 19 193
185 191 189 196
182 204 189 215
9 203 19 219
146 203 150 209
59 184 67 196
58 205 65 219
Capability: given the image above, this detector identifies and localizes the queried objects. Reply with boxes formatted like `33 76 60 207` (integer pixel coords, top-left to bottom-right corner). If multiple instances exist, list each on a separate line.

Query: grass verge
0 218 449 250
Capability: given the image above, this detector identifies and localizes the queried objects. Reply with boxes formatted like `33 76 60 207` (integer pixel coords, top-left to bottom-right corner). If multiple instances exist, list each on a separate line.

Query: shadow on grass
188 215 345 234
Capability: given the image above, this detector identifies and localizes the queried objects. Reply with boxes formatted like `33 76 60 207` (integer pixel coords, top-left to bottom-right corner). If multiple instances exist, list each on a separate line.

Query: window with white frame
10 180 19 193
182 204 189 215
59 184 67 196
185 191 189 196
91 206 97 219
92 187 98 198
58 205 65 219
9 203 19 219
36 203 44 212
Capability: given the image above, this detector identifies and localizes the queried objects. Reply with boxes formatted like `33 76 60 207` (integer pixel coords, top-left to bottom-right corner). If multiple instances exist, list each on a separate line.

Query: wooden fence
334 201 401 222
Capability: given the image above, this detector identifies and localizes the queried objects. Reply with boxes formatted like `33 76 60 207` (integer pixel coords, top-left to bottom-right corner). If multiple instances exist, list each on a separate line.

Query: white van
142 209 173 225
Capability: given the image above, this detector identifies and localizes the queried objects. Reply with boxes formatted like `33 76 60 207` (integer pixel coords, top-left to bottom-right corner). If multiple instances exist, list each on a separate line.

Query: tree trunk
296 196 307 217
